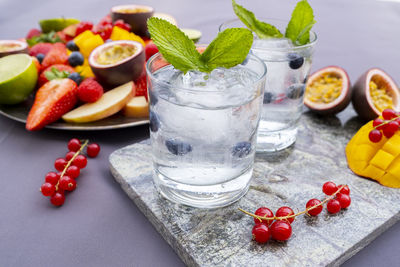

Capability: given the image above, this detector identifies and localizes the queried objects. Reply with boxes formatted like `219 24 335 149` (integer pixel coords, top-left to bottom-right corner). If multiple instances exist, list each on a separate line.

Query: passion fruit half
304 66 352 115
352 68 400 120
89 40 145 87
0 40 28 58
111 5 154 37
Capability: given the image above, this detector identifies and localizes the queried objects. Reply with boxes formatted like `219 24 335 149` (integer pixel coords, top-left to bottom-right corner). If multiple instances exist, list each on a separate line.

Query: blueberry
165 139 192 156
36 53 45 64
232 141 252 158
68 72 83 85
148 89 158 106
66 41 79 51
68 51 84 67
263 92 275 104
286 84 305 99
149 111 160 132
288 53 304 70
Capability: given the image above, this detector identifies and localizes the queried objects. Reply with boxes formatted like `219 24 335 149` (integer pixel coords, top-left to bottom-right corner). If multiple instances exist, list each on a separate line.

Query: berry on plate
41 43 69 69
26 28 42 40
145 42 159 61
77 78 104 103
38 64 76 86
68 51 84 67
26 79 78 131
29 43 53 57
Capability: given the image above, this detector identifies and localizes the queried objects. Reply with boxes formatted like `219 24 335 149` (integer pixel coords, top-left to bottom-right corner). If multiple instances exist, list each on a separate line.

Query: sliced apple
62 82 134 123
123 96 149 117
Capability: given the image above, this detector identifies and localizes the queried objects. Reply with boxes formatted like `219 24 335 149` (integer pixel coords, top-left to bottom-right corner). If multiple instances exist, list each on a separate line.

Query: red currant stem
373 115 400 130
55 139 89 190
239 185 346 221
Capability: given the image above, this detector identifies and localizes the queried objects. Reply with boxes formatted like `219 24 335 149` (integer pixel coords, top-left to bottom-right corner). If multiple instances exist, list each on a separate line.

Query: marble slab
109 112 400 267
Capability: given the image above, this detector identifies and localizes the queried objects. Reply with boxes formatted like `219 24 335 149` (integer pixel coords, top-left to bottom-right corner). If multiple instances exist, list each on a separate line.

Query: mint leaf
27 31 62 47
147 17 204 73
44 67 70 81
148 17 254 73
200 28 253 70
232 0 283 39
285 0 316 45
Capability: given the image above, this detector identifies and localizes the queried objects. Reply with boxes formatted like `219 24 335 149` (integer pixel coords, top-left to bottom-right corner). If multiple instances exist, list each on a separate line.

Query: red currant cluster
40 138 100 206
242 181 351 244
369 109 400 143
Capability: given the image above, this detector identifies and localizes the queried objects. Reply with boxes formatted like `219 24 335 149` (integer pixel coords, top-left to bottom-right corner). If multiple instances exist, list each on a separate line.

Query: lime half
0 54 38 105
181 28 202 43
39 18 80 33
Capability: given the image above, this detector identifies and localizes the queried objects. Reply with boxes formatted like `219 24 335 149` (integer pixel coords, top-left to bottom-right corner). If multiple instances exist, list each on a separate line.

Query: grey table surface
0 0 399 266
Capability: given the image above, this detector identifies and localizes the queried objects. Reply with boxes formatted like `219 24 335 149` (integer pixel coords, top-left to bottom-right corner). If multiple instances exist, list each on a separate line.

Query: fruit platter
0 6 200 130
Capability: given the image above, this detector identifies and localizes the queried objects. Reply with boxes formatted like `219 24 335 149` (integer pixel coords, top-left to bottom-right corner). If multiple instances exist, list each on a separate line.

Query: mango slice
346 119 400 188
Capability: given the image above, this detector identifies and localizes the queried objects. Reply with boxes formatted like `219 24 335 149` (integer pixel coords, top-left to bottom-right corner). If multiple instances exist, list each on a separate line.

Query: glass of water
220 19 317 152
146 49 266 208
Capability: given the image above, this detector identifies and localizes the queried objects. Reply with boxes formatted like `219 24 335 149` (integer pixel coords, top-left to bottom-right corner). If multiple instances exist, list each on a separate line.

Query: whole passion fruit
304 66 352 115
0 40 28 58
89 40 145 88
111 5 154 37
352 68 400 120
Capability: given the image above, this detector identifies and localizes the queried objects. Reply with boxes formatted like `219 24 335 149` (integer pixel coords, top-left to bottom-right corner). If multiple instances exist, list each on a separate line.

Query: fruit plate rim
0 100 149 131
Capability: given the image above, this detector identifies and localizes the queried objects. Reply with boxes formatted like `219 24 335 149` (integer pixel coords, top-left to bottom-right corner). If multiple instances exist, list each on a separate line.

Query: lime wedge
0 54 38 104
39 18 80 33
181 28 202 43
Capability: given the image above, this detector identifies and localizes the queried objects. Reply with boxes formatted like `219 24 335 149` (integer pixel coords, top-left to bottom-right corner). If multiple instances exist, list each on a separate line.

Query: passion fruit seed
370 80 394 113
306 73 342 103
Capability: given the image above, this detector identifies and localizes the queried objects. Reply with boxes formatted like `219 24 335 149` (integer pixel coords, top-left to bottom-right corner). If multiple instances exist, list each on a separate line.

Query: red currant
382 109 397 120
337 184 350 195
87 143 100 158
275 206 295 224
252 223 271 244
59 176 77 191
145 43 159 61
306 199 323 216
54 158 67 172
336 193 351 209
383 127 395 138
50 192 65 206
254 207 274 226
73 155 87 169
66 165 80 179
40 182 56 196
369 129 382 143
386 121 399 133
75 21 93 36
68 138 81 152
45 172 59 185
322 181 338 195
373 118 385 130
114 19 131 32
327 199 341 214
270 221 292 241
65 151 76 161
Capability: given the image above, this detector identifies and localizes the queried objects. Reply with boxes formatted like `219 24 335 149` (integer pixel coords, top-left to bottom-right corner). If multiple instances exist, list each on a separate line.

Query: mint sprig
44 67 71 81
232 0 283 39
27 31 62 47
147 17 253 73
285 0 316 45
231 0 315 46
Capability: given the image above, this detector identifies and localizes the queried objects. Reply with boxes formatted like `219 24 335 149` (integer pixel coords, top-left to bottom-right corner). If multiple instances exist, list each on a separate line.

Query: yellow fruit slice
346 118 400 188
62 82 133 123
123 96 149 117
74 30 95 48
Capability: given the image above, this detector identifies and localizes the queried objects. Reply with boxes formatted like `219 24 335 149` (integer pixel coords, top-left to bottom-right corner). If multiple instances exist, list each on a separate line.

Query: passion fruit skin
111 5 154 37
305 66 352 115
0 40 28 58
89 41 145 88
352 68 400 120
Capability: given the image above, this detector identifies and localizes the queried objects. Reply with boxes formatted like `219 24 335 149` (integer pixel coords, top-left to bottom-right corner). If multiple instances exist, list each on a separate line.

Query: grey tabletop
1 0 400 266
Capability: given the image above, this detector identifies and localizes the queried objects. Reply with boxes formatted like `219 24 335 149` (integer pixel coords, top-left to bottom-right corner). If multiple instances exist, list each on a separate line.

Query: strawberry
31 57 41 73
134 72 147 100
41 43 69 70
38 64 76 86
26 28 41 40
29 43 53 57
77 78 104 103
26 79 78 131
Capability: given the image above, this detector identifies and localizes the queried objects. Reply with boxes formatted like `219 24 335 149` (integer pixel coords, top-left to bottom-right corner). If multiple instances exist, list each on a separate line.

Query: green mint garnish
285 0 316 46
147 17 253 73
231 0 315 46
27 31 62 47
44 67 71 81
232 0 283 39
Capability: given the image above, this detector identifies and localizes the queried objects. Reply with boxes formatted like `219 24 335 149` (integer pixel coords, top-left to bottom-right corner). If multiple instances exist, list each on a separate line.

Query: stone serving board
109 112 400 267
